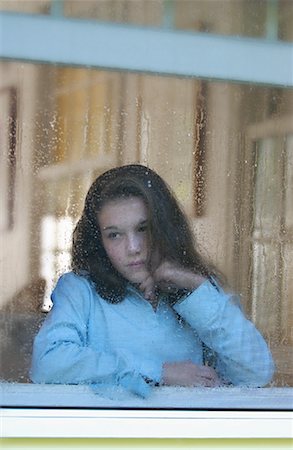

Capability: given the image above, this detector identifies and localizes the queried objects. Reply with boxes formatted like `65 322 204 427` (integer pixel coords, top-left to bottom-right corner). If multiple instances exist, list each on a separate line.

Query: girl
31 164 274 397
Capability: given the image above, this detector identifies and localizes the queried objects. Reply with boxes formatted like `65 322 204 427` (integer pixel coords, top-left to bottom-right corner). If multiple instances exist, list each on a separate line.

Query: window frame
0 10 292 440
0 11 292 87
1 383 293 438
2 408 292 439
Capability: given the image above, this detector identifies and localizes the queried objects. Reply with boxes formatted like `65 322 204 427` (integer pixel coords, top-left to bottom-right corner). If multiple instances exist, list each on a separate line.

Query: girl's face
98 196 150 285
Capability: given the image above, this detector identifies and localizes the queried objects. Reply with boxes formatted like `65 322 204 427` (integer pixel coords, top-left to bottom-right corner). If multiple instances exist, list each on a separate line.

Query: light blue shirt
31 272 274 397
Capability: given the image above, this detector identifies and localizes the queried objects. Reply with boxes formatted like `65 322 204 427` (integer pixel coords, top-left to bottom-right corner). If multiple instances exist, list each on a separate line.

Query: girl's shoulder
49 271 108 321
53 271 99 304
56 270 92 288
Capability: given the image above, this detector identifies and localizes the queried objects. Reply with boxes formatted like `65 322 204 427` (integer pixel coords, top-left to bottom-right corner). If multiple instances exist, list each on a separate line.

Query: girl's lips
128 261 145 267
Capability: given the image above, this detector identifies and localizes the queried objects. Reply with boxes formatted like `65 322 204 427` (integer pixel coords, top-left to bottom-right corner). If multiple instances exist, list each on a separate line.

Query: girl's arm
139 261 274 387
173 280 275 387
30 273 152 397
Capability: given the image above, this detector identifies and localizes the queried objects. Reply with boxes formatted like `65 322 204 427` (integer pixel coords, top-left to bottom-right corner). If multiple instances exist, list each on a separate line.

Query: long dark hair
71 164 218 302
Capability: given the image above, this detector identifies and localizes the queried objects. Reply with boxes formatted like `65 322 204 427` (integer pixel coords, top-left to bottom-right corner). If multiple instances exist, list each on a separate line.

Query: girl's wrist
184 272 206 291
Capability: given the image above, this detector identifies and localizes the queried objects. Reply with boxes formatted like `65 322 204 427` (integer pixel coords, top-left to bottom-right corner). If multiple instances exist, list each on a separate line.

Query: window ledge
1 383 292 438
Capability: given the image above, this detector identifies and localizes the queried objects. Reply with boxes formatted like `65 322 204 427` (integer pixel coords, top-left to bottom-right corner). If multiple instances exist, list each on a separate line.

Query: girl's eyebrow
102 219 148 231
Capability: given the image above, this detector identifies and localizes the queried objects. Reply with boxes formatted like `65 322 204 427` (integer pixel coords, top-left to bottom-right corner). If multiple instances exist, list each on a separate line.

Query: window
0 0 292 440
238 118 293 388
40 215 75 311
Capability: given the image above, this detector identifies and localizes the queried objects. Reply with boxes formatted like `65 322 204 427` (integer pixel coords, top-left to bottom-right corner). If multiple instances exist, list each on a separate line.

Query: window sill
1 383 292 438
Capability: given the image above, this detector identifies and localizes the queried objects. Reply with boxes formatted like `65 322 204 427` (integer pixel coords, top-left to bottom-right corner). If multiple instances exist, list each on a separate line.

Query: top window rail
0 12 292 87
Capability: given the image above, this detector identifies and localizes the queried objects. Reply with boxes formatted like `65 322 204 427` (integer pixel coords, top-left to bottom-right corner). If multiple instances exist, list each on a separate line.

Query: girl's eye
138 224 148 233
107 232 120 239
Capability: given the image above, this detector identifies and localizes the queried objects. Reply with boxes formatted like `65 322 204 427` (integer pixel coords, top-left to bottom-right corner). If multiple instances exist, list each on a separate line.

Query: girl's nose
127 234 141 254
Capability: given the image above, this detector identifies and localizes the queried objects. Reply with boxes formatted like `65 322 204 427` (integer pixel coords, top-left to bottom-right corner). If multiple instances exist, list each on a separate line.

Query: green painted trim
1 438 292 449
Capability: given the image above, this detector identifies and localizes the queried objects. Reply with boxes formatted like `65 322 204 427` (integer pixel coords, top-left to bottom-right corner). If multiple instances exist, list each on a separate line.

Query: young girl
31 164 274 397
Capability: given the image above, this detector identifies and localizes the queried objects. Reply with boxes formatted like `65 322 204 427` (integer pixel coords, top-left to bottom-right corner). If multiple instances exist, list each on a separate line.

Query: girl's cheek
108 244 123 261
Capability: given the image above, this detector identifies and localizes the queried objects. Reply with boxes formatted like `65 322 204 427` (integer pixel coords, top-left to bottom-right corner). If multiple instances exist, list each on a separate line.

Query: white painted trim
2 384 292 438
246 115 293 140
2 408 292 439
37 155 114 181
0 12 292 87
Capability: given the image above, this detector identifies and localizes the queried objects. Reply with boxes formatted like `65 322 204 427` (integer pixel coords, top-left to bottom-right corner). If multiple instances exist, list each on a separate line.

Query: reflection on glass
251 241 281 340
40 215 75 312
0 0 292 42
250 134 293 386
0 0 50 15
253 138 283 232
0 60 292 389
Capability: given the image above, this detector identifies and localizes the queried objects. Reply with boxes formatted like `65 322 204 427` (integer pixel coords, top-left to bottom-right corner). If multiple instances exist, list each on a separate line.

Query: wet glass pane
1 0 292 42
284 135 293 230
281 243 293 342
251 241 281 341
63 0 293 42
250 134 293 386
0 0 50 14
253 138 283 232
0 60 292 391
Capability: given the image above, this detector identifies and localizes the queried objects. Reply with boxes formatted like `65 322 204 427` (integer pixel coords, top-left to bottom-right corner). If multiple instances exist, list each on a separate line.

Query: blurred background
0 0 292 386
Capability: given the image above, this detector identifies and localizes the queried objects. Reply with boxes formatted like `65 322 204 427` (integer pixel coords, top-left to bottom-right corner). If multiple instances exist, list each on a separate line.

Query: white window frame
2 409 291 439
1 383 293 438
0 11 292 87
0 11 292 440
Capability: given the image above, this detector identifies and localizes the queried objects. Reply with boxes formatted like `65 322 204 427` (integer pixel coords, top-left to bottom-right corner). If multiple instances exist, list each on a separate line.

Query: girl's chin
127 276 146 285
125 271 149 285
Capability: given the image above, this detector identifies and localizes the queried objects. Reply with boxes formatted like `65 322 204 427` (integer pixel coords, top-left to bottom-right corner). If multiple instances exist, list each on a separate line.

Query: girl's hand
138 261 206 302
162 360 222 387
139 273 156 301
153 260 206 292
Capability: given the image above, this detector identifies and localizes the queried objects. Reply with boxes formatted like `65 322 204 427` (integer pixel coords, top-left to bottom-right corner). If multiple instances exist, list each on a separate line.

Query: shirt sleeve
30 273 151 397
173 280 275 387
